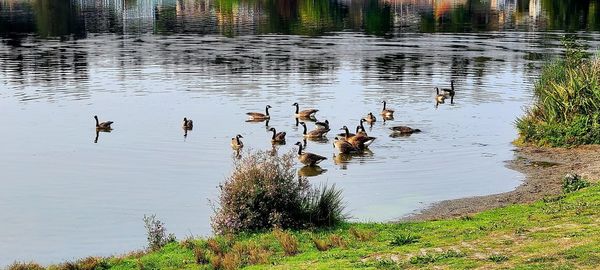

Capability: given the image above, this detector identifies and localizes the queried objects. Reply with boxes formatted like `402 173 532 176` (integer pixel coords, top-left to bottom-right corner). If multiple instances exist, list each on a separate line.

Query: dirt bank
404 145 600 221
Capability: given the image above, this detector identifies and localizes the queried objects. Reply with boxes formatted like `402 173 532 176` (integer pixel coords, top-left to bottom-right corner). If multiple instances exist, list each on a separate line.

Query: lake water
1 0 599 265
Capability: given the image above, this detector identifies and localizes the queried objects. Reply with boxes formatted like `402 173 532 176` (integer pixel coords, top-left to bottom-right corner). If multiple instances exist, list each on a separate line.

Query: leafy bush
516 39 600 147
390 233 420 246
562 173 590 193
143 214 176 251
211 150 346 234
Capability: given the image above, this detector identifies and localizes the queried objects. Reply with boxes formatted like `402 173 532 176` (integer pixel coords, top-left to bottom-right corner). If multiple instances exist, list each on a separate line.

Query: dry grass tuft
328 234 347 248
273 229 299 256
349 227 376 241
8 262 45 270
312 238 330 251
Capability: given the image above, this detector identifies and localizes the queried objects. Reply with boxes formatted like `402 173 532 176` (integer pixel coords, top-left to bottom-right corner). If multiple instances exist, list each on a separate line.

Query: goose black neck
345 127 349 136
294 104 299 114
301 123 307 135
236 136 241 144
265 106 270 116
451 80 454 90
360 120 365 130
383 101 386 110
94 116 99 127
271 129 276 139
297 144 303 155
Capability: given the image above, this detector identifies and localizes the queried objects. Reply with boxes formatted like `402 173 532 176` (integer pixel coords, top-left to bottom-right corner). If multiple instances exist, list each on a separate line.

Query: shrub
516 39 600 147
75 257 109 270
221 251 241 270
193 246 209 264
562 173 590 193
208 253 223 269
206 238 224 255
143 214 176 251
8 262 45 270
273 229 299 256
312 238 330 251
211 150 346 234
390 233 420 246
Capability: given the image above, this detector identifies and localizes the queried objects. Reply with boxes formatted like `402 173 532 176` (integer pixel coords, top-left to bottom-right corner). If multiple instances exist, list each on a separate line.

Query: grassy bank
516 43 600 146
12 182 599 270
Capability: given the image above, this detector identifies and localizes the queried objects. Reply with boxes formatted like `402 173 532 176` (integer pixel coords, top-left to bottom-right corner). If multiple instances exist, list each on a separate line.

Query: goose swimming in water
183 117 193 130
246 105 272 120
299 122 329 138
381 101 395 117
94 115 113 130
294 141 327 166
292 102 318 118
268 127 286 143
441 80 456 104
231 134 244 150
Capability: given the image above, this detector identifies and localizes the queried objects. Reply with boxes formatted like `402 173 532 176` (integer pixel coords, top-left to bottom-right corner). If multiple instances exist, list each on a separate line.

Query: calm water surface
1 0 600 265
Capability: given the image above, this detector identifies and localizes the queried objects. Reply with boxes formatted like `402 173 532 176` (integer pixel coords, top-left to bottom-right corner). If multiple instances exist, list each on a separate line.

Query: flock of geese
93 81 457 169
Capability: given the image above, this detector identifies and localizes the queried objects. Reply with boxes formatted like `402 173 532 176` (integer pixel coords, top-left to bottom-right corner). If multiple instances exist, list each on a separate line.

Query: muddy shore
404 145 600 221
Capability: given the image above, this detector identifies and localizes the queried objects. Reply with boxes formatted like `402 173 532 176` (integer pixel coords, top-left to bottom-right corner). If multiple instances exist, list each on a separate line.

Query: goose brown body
295 142 327 166
333 137 361 154
299 122 329 138
246 105 272 120
268 127 286 143
94 115 113 130
441 80 456 103
292 102 318 118
435 87 446 103
363 112 377 123
183 117 193 130
231 134 244 150
390 126 421 134
381 101 395 117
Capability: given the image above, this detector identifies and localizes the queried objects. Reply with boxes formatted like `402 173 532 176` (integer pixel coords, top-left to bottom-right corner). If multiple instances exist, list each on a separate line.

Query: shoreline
402 145 600 221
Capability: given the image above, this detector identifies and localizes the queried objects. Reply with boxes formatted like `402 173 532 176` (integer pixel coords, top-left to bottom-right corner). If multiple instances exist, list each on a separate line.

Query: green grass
14 183 598 270
516 42 600 147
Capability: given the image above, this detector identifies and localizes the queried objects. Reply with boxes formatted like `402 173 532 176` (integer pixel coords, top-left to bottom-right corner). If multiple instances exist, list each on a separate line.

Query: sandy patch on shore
404 145 600 221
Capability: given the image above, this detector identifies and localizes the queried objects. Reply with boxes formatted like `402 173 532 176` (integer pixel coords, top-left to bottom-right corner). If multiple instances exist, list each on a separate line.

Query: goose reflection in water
298 165 327 177
93 129 111 144
333 153 353 169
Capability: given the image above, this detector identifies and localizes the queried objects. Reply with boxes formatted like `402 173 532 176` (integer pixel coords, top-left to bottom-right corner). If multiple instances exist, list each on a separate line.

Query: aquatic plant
516 38 600 146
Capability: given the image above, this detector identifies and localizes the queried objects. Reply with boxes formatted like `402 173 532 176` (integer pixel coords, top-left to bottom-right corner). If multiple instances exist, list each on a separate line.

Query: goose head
292 102 298 107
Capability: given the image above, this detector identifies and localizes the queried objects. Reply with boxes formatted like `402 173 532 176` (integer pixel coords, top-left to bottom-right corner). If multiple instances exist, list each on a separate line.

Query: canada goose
347 131 376 150
337 126 356 139
299 122 329 138
435 87 446 103
363 112 376 123
390 126 421 134
356 125 368 136
94 115 113 130
231 134 244 150
246 105 272 120
381 101 395 117
292 102 318 118
183 117 193 130
333 137 361 154
441 80 456 104
315 119 329 130
268 127 286 143
294 141 327 166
